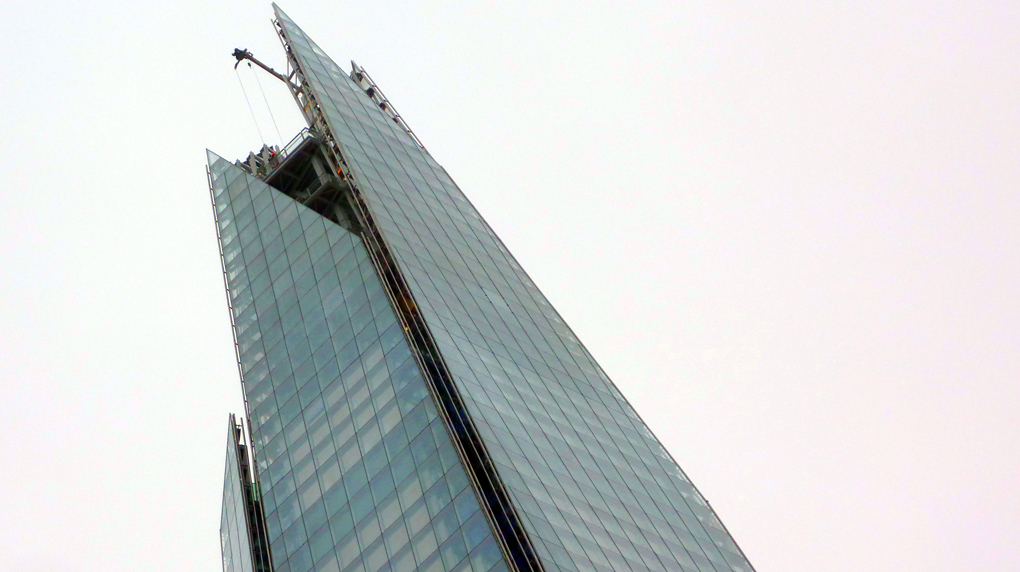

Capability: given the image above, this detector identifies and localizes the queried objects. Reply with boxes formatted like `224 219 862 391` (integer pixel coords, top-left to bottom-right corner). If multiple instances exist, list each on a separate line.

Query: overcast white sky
1 1 1017 571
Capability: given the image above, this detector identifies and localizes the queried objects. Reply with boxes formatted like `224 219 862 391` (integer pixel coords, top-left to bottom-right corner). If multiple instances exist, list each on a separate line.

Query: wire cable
236 67 265 146
251 62 284 145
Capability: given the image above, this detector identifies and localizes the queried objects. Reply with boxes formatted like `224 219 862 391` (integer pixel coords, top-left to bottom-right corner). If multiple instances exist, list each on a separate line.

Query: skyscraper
212 6 755 572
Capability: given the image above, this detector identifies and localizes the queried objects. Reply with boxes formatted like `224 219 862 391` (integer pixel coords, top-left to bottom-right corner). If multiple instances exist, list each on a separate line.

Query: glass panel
209 149 505 572
220 417 255 572
270 6 754 570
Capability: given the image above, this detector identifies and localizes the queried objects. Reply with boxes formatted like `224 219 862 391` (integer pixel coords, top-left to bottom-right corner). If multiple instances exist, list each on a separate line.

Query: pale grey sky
0 2 1017 571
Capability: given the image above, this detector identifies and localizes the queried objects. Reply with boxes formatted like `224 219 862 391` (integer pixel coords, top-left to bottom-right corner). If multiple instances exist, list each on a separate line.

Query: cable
236 67 265 146
251 62 284 145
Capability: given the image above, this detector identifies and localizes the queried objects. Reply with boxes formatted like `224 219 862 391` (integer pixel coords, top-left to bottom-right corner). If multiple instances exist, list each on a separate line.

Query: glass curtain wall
222 416 257 572
272 6 754 572
210 152 508 572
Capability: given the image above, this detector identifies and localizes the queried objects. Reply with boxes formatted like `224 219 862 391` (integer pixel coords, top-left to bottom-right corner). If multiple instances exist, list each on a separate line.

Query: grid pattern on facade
273 7 753 572
222 417 257 572
209 151 509 572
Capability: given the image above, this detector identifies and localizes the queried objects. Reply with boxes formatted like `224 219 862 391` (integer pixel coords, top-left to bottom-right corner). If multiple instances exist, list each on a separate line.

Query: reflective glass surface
222 417 256 572
275 7 753 572
209 152 508 572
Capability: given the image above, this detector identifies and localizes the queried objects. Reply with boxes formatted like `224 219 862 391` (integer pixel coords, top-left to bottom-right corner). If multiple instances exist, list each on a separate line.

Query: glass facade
272 6 754 572
212 6 754 572
209 152 508 572
222 416 257 572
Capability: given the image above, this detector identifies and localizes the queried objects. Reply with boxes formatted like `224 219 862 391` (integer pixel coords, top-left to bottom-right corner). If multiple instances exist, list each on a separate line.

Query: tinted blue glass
221 417 256 572
273 7 753 572
209 151 507 572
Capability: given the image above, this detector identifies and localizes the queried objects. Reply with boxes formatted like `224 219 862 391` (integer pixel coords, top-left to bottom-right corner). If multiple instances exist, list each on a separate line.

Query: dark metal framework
231 414 275 572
